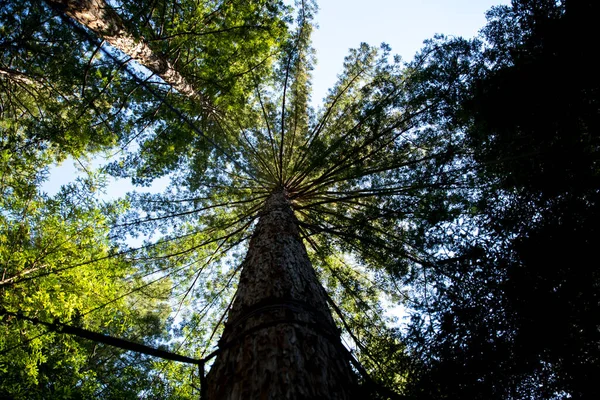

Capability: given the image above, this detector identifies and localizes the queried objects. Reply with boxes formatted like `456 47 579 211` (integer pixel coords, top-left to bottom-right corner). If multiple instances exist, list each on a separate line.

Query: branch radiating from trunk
206 190 355 399
0 67 35 85
46 0 200 99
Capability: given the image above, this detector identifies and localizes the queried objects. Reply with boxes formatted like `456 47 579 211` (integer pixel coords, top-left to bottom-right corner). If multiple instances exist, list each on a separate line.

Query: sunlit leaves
0 0 133 165
0 176 174 397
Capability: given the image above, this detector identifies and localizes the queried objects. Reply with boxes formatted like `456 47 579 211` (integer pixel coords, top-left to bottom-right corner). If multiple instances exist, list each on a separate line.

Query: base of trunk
207 313 354 399
205 191 355 399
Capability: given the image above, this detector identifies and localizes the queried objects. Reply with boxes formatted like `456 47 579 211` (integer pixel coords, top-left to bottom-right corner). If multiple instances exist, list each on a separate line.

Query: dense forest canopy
1 0 598 398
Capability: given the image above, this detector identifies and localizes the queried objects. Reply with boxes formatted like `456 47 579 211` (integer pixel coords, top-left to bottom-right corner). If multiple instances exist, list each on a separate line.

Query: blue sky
43 0 509 196
311 0 509 103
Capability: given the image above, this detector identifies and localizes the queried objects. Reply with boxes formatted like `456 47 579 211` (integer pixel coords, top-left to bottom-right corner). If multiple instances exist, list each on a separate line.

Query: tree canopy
1 0 597 399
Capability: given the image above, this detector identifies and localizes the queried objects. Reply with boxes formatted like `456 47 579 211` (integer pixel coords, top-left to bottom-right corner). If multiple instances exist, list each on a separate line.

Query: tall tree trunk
46 0 200 99
206 190 355 399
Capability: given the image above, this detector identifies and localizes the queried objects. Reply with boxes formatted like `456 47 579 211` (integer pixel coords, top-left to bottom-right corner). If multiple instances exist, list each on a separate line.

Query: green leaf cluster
2 0 597 399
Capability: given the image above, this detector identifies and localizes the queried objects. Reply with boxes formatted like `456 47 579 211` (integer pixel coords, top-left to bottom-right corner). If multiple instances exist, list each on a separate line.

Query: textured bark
46 0 200 99
0 67 35 85
206 191 355 399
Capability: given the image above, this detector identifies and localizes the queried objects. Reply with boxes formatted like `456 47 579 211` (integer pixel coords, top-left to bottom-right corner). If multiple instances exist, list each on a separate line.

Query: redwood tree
2 1 420 397
4 1 594 399
205 190 355 399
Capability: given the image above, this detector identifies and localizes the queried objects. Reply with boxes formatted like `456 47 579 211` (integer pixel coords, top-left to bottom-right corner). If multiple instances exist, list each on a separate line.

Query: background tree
399 1 600 399
0 175 177 398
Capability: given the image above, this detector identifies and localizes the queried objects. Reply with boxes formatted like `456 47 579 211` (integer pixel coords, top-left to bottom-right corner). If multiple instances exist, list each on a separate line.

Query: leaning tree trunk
205 190 355 399
45 0 200 99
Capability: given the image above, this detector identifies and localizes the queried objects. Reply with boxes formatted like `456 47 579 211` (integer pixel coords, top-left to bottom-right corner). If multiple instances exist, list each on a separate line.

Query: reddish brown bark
205 190 355 399
46 0 200 99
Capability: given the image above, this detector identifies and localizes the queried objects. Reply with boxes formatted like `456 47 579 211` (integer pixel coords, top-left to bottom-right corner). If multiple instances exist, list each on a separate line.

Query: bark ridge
206 191 355 400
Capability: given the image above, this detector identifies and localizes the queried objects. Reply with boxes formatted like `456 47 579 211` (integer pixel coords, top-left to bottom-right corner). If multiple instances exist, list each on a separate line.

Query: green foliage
0 0 132 162
104 0 293 186
1 0 596 399
0 177 174 398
